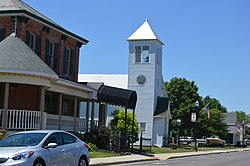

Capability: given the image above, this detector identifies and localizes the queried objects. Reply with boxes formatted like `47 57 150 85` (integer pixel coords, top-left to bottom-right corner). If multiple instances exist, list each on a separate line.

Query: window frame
138 122 147 133
135 45 150 63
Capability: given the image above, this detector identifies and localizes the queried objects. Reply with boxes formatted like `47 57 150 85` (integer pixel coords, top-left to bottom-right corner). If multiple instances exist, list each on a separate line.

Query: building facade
127 21 171 147
79 21 171 147
0 0 98 134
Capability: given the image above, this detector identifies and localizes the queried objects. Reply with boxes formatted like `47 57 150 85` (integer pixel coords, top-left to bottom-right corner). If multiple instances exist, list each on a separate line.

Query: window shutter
25 31 30 46
53 43 59 72
35 36 41 57
0 28 6 42
63 46 67 75
45 39 50 65
69 49 75 76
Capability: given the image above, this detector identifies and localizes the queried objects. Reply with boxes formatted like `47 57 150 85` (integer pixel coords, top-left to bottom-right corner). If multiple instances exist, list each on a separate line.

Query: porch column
3 83 9 130
98 103 106 127
39 87 46 130
86 101 89 132
73 97 77 133
58 93 62 130
90 101 95 132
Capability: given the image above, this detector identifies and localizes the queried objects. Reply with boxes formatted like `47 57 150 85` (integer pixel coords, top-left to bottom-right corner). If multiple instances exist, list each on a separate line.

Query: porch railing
0 109 40 130
0 109 89 132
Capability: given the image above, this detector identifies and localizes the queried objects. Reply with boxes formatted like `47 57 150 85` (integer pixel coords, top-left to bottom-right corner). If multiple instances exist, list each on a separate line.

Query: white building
79 21 171 147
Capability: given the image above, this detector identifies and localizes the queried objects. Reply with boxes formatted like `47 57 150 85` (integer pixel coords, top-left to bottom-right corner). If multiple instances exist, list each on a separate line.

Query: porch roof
97 84 137 109
154 96 169 116
0 33 58 80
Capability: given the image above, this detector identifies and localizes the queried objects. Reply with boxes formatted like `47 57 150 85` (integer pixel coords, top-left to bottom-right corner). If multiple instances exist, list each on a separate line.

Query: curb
90 148 250 165
90 157 159 166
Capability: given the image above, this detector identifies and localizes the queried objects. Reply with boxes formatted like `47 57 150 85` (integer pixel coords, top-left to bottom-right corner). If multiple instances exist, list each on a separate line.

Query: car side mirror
46 143 57 149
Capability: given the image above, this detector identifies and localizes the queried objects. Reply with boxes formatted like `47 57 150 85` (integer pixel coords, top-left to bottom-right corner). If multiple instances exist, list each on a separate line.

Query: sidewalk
90 148 250 165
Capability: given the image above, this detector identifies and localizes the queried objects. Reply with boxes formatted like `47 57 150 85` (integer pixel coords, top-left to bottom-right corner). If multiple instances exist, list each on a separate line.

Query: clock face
137 75 146 85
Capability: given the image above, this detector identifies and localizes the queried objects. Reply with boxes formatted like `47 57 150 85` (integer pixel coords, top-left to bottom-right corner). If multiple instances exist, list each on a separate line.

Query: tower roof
0 0 88 44
128 20 164 44
0 33 58 80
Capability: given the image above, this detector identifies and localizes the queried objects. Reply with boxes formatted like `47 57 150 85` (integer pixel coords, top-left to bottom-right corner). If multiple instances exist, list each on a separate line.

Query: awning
154 96 169 116
97 85 137 109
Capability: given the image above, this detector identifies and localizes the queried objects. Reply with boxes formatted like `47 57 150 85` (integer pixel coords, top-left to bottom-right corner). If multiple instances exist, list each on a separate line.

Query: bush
169 143 179 149
88 143 97 151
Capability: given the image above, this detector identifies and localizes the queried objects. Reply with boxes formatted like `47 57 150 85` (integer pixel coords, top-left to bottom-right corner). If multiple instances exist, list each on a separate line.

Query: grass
90 149 120 158
90 145 241 158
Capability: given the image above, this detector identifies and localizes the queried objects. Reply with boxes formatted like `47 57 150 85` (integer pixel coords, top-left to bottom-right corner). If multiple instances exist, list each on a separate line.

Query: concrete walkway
90 148 250 165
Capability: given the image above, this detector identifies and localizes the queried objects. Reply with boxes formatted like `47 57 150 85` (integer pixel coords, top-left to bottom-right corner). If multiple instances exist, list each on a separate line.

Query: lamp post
242 121 245 147
194 100 199 152
177 119 181 145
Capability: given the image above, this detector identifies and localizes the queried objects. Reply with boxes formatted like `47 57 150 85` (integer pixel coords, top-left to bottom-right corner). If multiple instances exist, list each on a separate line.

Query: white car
0 130 90 166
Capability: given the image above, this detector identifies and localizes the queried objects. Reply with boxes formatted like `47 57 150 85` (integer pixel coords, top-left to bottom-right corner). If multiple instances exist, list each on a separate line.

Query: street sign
191 112 197 122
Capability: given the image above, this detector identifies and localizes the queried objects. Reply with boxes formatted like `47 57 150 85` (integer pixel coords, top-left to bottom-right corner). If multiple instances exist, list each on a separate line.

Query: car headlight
12 151 34 160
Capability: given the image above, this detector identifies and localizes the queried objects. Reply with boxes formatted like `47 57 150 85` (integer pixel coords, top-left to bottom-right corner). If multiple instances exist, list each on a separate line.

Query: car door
43 133 66 165
60 132 79 166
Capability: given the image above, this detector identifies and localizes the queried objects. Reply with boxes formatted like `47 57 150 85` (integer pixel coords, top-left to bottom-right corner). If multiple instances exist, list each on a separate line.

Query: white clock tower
127 20 171 146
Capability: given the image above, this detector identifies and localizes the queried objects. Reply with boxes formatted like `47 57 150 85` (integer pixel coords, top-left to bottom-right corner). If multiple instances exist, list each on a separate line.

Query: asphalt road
110 151 250 166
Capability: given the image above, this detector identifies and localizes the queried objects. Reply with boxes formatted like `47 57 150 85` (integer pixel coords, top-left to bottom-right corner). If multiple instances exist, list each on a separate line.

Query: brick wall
0 16 81 82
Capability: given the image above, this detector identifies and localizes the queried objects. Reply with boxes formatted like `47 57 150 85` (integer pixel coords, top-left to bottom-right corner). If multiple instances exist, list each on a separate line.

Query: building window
63 47 75 77
26 31 35 50
26 31 41 57
45 39 59 72
63 99 69 115
139 122 147 133
63 47 70 76
0 28 6 42
135 46 149 63
157 47 160 65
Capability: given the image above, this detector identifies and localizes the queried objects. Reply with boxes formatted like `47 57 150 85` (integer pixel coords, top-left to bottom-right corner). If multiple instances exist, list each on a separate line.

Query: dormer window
135 46 149 63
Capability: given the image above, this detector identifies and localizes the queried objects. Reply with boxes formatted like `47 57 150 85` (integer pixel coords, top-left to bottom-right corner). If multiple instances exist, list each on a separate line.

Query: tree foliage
165 77 228 139
235 111 250 135
109 108 139 144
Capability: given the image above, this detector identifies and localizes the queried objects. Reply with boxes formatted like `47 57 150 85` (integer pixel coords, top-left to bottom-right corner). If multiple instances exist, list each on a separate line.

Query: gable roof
224 112 237 125
0 0 88 44
0 33 58 80
128 20 163 45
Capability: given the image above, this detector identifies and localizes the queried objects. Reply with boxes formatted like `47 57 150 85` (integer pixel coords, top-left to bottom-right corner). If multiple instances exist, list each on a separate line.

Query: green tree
165 77 200 137
201 96 227 113
235 111 250 135
198 96 228 139
165 77 228 140
198 108 228 140
109 108 139 144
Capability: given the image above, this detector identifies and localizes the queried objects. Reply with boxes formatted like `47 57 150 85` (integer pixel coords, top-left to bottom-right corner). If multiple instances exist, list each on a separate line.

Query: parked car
179 136 194 146
179 136 207 146
245 139 250 145
206 137 226 147
0 130 90 166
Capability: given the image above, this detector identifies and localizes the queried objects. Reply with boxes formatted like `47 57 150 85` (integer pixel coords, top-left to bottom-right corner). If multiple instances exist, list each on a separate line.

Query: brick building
0 0 98 133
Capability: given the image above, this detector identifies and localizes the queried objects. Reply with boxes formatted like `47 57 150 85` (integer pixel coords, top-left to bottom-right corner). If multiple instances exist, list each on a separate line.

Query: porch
0 109 98 132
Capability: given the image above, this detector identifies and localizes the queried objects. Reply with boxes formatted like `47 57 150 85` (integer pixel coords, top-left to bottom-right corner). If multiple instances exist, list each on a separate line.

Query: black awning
154 96 169 116
97 85 137 109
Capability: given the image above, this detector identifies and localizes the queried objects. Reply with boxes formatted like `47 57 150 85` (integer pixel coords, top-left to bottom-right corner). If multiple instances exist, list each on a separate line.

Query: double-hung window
45 39 59 72
135 46 149 63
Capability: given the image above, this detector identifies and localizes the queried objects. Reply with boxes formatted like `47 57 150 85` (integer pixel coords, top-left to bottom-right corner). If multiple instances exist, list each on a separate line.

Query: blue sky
23 0 250 113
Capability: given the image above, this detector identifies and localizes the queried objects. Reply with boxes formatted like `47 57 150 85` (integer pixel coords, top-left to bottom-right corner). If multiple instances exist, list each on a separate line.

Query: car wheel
33 159 45 166
78 156 88 166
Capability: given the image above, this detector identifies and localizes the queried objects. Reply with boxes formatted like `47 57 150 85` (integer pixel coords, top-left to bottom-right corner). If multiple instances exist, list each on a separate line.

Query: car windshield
0 133 47 147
